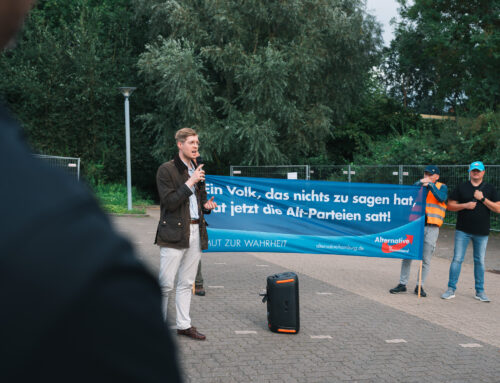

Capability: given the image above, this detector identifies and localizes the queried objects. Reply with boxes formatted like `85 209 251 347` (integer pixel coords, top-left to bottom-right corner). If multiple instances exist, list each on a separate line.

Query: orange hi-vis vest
426 182 447 227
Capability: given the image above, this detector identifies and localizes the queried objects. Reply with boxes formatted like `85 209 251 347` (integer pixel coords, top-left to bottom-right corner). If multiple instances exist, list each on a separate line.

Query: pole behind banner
417 260 423 298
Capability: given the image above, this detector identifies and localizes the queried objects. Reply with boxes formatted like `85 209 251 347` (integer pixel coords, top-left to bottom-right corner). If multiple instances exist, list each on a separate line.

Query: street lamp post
119 86 137 211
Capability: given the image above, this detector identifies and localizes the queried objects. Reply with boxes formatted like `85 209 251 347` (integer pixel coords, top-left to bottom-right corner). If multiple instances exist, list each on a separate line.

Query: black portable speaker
262 272 300 334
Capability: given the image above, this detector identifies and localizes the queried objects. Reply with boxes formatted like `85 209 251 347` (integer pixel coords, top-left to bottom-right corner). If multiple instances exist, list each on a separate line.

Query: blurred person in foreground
441 161 500 302
0 1 181 381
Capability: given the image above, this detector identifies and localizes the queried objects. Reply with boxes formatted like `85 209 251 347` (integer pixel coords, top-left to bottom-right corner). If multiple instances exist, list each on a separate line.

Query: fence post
306 165 310 180
348 165 352 183
77 158 81 181
230 166 234 177
399 165 403 185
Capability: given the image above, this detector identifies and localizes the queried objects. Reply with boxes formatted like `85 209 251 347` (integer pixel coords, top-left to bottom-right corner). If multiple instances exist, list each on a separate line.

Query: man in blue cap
441 161 500 302
390 165 447 297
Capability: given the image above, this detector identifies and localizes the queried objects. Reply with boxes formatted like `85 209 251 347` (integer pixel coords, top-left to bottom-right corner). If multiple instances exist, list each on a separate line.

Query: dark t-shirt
449 180 499 236
0 103 181 382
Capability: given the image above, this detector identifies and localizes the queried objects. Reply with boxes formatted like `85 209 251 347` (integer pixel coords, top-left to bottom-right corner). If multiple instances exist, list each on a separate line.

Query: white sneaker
441 289 455 300
475 292 490 302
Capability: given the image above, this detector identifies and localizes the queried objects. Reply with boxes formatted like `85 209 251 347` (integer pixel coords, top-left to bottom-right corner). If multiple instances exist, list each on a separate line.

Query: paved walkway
112 209 500 383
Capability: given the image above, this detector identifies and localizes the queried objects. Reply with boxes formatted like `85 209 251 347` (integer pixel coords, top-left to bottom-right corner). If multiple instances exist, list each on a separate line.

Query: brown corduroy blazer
154 154 209 250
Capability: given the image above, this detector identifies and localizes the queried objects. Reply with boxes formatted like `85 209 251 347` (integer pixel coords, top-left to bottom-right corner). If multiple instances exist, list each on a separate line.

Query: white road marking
316 292 333 295
256 264 269 267
208 285 224 288
460 343 482 348
310 335 332 339
235 331 257 335
385 339 407 343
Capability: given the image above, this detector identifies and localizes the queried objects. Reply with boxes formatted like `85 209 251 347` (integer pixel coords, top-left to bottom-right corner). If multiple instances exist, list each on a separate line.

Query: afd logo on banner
204 175 426 260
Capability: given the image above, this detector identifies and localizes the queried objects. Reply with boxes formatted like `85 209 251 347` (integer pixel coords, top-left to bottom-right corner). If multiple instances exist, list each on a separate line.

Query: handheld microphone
196 155 205 186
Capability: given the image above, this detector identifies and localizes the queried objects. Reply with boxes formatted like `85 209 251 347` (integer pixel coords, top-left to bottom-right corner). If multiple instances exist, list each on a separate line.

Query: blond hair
175 128 197 143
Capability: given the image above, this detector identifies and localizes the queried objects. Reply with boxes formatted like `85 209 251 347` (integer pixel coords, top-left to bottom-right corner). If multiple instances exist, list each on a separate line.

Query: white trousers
159 224 201 330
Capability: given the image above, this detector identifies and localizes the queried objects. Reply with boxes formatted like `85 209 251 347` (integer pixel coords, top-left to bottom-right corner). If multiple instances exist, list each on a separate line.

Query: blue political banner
204 175 426 260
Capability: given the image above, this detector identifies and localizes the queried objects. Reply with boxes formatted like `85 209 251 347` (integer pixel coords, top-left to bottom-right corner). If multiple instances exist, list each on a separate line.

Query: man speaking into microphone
155 128 217 340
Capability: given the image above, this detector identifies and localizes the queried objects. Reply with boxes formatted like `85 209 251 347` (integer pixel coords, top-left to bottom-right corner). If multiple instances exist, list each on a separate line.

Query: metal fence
33 154 81 181
230 164 500 231
230 165 311 180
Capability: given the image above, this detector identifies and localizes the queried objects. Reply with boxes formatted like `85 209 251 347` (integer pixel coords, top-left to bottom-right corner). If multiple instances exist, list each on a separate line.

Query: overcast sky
366 0 401 46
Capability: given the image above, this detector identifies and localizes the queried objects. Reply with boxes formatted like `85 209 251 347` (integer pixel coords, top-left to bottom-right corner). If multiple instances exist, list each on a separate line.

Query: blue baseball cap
424 165 440 175
469 161 485 172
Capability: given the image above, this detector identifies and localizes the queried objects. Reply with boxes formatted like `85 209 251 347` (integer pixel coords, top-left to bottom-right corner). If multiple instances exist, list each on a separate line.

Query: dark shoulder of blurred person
0 102 182 382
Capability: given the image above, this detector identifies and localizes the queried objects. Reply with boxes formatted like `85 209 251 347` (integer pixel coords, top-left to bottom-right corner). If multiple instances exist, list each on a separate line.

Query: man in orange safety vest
389 165 447 297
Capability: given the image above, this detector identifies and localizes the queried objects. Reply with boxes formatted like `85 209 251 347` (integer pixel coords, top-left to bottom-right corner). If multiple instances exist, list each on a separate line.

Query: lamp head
119 86 137 97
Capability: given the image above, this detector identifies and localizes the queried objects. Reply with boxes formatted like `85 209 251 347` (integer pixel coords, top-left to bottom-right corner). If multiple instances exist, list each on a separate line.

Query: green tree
136 0 383 169
329 72 423 163
353 111 500 165
0 0 157 190
383 0 500 114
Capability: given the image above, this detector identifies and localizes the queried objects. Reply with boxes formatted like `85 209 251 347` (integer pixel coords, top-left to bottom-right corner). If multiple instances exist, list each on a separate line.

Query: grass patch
102 204 148 214
92 183 154 215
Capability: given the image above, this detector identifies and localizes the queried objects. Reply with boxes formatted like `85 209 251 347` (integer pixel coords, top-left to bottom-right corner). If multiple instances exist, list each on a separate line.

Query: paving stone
112 212 500 383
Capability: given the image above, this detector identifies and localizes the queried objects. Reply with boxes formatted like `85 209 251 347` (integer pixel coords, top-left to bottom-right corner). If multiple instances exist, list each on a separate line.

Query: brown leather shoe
177 326 206 341
195 286 206 296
